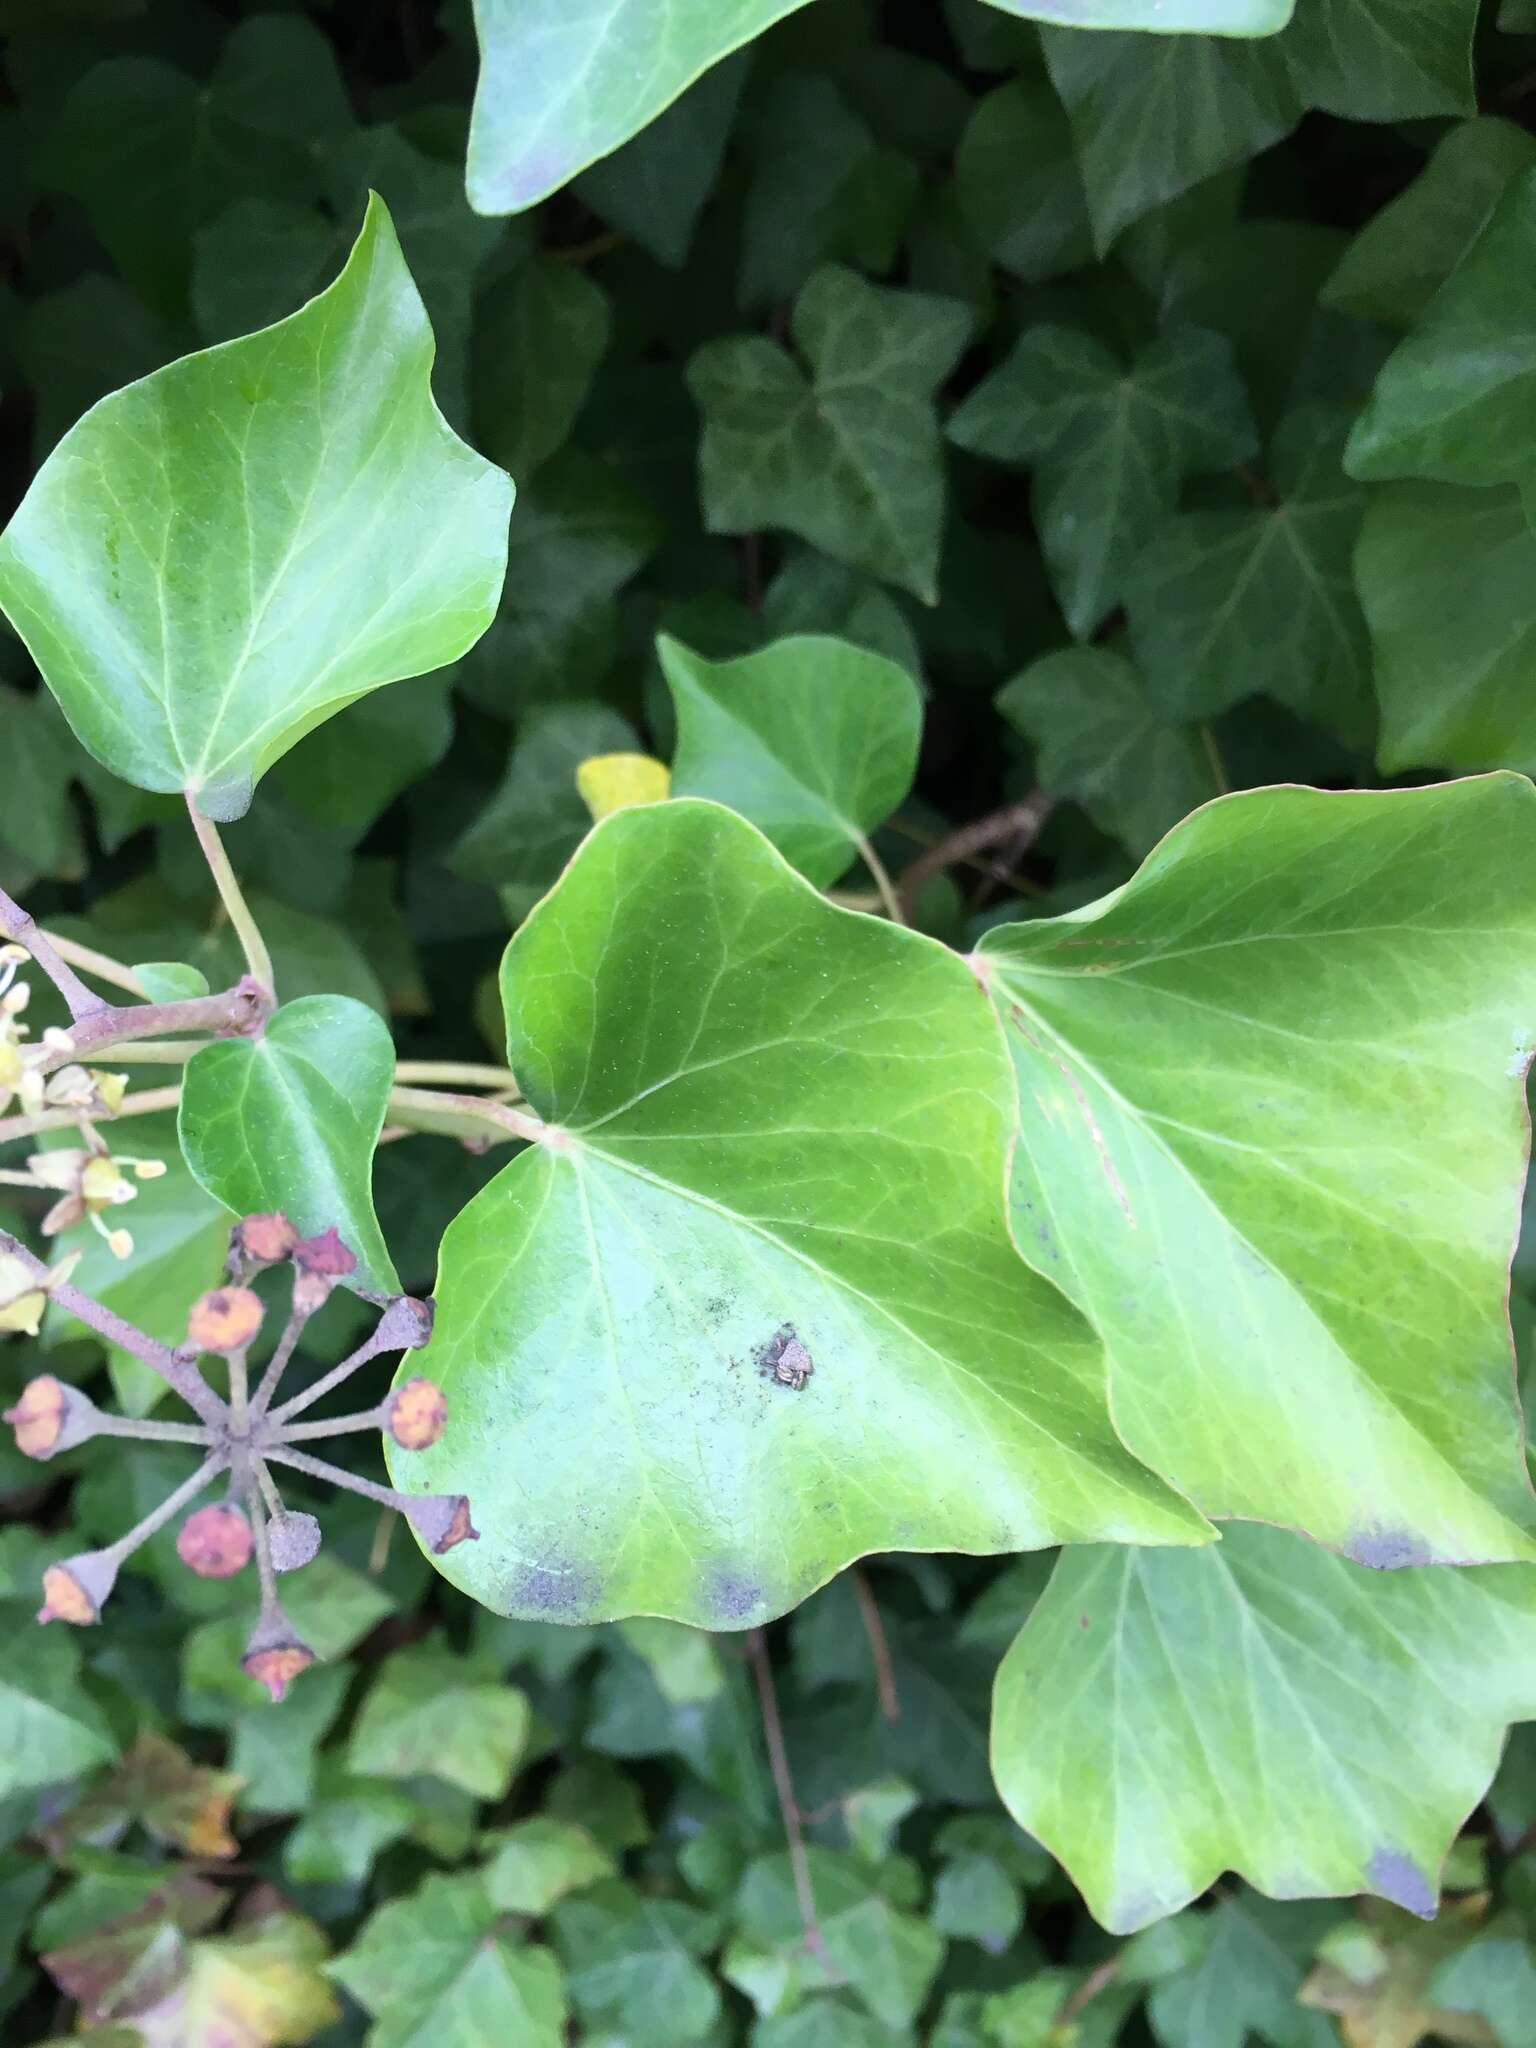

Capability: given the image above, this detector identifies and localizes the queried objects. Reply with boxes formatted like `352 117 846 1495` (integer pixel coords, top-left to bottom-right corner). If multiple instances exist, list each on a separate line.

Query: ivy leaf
473 257 611 479
552 1881 720 2046
178 994 399 1295
56 1732 241 1861
1147 1893 1339 2048
689 265 972 604
573 56 749 269
737 1848 945 2027
393 799 1203 1629
0 1628 117 1799
992 1524 1536 1933
1124 405 1372 740
348 1644 531 1800
0 195 512 822
952 75 1092 285
1347 167 1536 501
451 703 637 912
997 647 1220 858
662 632 922 887
995 0 1288 18
465 0 812 212
1323 119 1536 331
330 1872 567 2048
281 1766 413 1888
482 1817 617 1914
1355 483 1536 777
977 778 1536 1564
949 325 1255 637
126 1896 338 2048
1043 1 1477 248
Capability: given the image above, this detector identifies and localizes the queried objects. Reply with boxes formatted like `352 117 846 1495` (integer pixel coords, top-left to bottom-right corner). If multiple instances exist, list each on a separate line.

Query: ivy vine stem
36 931 149 1002
185 793 276 1001
391 1060 523 1096
0 1083 182 1147
0 884 109 1020
386 1084 547 1147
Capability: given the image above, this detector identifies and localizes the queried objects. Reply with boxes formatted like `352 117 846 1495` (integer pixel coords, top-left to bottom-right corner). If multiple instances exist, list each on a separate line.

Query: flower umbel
2 1214 474 1699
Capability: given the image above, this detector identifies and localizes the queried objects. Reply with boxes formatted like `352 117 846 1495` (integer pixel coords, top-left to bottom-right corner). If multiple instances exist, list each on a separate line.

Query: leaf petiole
185 794 276 1002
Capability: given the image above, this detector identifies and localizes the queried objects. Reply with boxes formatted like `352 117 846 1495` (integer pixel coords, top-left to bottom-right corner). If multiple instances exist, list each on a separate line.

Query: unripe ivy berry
233 1211 297 1265
268 1510 321 1573
177 1503 253 1578
4 1374 100 1459
241 1613 315 1702
187 1285 264 1353
387 1377 448 1450
37 1550 118 1625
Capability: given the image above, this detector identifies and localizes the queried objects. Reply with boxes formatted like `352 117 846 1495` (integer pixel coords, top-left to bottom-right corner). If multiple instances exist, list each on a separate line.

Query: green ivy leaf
552 1881 720 2046
331 1872 567 2048
1145 1893 1337 2048
1043 0 1477 248
994 0 1288 18
996 647 1221 858
1355 482 1536 777
737 1847 945 2027
662 633 922 887
949 325 1255 638
178 994 399 1294
1323 119 1536 331
348 1644 530 1799
0 195 511 821
473 257 611 480
465 0 812 212
482 1817 617 1915
281 1764 414 1888
1123 405 1372 739
573 56 748 269
393 799 1203 1629
1347 167 1536 501
689 265 972 604
977 778 1536 1564
991 1523 1536 1932
952 76 1092 285
0 1628 118 1799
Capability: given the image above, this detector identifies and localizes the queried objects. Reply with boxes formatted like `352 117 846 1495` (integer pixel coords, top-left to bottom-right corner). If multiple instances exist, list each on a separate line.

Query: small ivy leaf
688 265 972 605
992 1524 1536 1933
992 0 1289 19
0 1628 117 1799
949 323 1256 639
1347 167 1536 501
131 963 209 1004
575 753 671 822
464 0 813 213
391 799 1205 1631
347 1643 530 1800
330 1870 568 2048
125 1894 339 2047
552 1881 720 2046
0 193 512 821
977 777 1536 1563
662 633 922 888
179 995 399 1295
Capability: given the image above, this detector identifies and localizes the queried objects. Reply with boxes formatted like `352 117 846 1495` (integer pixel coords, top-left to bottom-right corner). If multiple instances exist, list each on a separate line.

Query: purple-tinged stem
45 982 270 1076
0 1230 225 1426
100 1454 225 1567
264 1443 412 1513
279 1404 388 1443
248 1301 311 1420
0 886 109 1022
269 1329 393 1426
94 1415 212 1447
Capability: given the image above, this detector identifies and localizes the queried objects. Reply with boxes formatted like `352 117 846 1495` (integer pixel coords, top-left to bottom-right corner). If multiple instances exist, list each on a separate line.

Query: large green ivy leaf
464 0 811 213
0 196 511 821
1355 483 1536 779
1347 168 1536 501
1324 119 1536 331
689 265 972 605
949 325 1255 638
178 995 399 1295
976 778 1536 1566
991 1523 1536 1933
661 633 922 888
1123 406 1372 740
391 800 1204 1629
1043 0 1478 247
330 1873 567 2048
996 647 1221 858
0 1629 118 1799
348 1645 530 1800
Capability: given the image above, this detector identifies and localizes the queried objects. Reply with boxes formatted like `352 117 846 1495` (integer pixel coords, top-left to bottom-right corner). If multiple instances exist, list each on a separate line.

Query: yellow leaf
575 752 670 821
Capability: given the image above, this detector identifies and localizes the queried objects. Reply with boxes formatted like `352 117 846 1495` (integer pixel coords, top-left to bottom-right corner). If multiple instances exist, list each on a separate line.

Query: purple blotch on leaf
1346 1525 1435 1570
1366 1846 1436 1919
